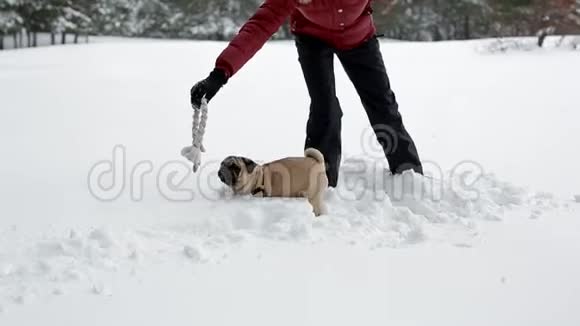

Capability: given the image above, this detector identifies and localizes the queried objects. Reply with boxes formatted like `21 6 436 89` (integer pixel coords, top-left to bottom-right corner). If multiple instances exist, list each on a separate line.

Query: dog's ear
241 157 258 173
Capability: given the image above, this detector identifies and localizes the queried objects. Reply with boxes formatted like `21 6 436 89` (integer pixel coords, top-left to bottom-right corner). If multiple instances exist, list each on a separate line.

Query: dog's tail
304 148 325 164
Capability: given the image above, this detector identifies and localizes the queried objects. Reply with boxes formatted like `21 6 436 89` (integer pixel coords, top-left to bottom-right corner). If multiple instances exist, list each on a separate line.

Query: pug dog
218 148 328 216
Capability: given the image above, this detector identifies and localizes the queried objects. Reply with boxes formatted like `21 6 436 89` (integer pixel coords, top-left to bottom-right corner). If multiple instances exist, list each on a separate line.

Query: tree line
1 0 580 50
375 0 580 46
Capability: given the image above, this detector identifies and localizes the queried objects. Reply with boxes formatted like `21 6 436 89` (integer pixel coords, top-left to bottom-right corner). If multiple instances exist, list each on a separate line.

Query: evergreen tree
0 0 23 49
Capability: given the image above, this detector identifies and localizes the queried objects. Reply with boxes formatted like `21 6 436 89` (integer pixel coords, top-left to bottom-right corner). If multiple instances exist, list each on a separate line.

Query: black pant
295 34 423 187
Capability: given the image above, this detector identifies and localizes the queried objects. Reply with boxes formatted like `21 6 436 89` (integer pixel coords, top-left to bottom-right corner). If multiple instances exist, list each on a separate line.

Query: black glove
190 68 228 108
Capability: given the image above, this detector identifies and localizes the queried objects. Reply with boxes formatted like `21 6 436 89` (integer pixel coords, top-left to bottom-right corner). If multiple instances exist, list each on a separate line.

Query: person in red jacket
190 0 422 187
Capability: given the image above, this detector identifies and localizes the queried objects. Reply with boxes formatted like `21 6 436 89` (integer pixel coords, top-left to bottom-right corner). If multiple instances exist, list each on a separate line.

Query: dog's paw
312 205 327 217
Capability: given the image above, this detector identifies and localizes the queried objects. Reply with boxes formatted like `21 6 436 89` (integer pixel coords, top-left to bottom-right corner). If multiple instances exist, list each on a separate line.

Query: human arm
191 0 296 106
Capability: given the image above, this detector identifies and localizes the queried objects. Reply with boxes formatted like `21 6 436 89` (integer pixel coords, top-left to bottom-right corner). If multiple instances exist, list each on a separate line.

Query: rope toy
181 97 208 172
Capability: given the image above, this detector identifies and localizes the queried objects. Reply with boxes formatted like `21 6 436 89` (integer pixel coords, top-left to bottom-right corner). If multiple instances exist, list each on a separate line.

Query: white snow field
1 38 579 325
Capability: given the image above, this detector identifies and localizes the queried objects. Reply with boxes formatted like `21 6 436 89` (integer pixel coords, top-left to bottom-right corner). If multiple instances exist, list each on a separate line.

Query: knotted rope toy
181 97 208 172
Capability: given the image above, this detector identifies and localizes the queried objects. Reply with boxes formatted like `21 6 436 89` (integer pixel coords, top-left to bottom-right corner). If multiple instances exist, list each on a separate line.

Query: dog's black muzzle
218 167 234 186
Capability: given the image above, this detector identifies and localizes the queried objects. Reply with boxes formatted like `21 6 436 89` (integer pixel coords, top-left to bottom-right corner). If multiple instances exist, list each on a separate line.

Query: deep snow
0 38 579 326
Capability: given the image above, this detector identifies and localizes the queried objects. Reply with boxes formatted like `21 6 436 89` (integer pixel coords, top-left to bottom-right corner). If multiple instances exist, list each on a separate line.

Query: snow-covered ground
0 38 579 325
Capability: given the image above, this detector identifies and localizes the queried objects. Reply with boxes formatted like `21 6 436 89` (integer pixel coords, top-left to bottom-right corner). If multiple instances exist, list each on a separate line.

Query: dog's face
218 156 258 190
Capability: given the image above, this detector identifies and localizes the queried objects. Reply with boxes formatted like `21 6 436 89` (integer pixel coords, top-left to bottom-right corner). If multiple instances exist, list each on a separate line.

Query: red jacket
215 0 376 77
